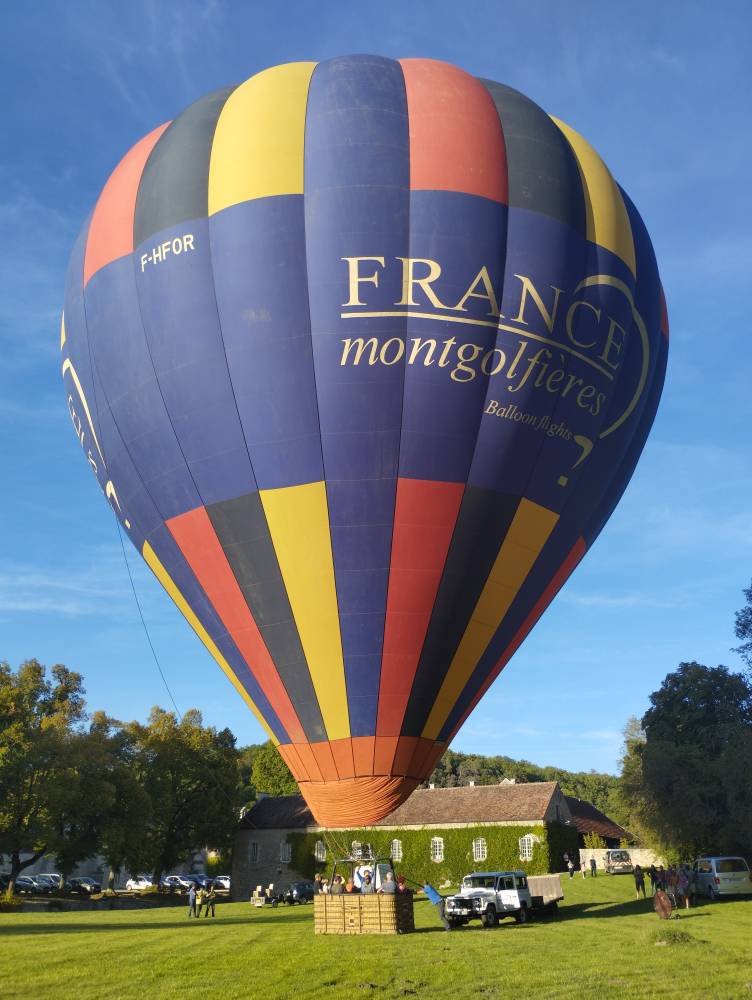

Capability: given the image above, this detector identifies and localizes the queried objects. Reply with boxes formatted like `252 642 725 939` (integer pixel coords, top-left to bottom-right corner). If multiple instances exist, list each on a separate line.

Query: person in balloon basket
313 873 323 895
360 873 375 894
187 884 197 918
378 872 396 894
330 875 345 895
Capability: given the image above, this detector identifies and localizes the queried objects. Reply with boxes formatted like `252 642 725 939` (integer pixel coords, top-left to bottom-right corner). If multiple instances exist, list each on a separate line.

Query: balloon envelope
61 56 667 826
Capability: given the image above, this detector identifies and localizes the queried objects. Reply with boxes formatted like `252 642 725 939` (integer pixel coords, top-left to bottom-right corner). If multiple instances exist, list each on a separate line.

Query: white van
693 857 752 899
604 849 633 874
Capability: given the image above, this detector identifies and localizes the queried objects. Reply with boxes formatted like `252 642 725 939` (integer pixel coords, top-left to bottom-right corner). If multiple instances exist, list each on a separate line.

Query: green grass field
2 876 751 999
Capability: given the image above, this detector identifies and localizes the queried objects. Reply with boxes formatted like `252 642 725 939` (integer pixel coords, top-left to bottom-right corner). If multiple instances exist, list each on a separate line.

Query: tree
618 663 752 858
250 741 299 798
126 708 239 882
86 713 151 891
0 660 86 894
734 580 752 671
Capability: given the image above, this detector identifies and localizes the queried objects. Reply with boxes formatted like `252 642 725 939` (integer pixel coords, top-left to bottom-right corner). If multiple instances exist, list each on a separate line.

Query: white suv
445 871 532 927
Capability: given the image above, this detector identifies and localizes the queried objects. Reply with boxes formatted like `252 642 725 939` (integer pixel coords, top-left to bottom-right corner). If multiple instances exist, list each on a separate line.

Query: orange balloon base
299 775 420 827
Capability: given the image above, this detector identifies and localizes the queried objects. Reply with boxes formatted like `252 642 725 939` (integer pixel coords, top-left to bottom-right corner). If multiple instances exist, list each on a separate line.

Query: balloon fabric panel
62 55 667 827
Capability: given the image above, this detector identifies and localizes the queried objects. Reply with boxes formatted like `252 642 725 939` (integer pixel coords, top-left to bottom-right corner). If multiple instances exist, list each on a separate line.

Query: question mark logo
558 435 593 487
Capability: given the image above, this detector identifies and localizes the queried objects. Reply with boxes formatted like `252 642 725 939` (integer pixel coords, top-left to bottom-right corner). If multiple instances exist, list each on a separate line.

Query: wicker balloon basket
314 892 415 935
314 846 415 934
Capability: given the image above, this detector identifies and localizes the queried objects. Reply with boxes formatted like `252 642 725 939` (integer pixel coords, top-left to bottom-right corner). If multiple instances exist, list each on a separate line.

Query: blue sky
2 0 750 774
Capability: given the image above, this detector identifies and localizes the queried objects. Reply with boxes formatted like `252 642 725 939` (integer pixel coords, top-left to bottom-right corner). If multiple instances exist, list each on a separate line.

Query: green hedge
288 823 579 887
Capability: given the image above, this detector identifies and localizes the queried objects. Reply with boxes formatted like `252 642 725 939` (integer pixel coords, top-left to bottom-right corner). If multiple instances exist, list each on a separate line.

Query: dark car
191 874 216 889
284 881 315 904
65 877 101 895
14 876 52 895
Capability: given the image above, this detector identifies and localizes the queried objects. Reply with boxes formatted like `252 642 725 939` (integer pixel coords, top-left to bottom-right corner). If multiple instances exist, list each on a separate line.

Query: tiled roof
373 782 559 826
564 795 631 841
240 782 560 830
240 795 314 830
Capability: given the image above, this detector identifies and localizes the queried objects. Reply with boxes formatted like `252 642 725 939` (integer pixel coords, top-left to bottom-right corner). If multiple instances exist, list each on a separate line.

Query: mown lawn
1 875 751 999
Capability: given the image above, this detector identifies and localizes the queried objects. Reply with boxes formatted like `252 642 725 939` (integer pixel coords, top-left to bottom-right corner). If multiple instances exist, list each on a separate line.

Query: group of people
563 854 598 879
635 863 695 907
186 883 217 918
314 870 409 895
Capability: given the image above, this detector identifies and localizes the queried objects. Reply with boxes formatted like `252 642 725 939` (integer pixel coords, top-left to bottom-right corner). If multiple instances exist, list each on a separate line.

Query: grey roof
563 795 632 842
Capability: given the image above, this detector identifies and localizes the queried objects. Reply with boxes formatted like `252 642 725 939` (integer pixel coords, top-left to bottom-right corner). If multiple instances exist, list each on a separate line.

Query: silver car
693 857 752 900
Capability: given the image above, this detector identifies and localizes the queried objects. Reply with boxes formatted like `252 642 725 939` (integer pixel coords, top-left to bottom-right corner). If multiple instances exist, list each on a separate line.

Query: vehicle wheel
447 917 461 928
482 905 498 928
709 886 718 901
515 904 529 924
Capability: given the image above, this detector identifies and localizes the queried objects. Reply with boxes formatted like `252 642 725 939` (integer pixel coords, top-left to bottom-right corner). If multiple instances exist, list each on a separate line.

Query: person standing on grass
567 859 575 879
581 861 587 878
187 884 197 918
634 865 646 899
589 857 597 878
196 885 206 917
423 883 452 931
204 884 217 917
648 865 658 895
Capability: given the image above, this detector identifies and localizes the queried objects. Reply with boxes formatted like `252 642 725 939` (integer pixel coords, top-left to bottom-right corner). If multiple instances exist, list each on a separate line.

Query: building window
314 840 327 863
431 837 444 863
472 837 487 863
519 834 534 861
390 839 403 862
249 841 259 864
279 841 292 863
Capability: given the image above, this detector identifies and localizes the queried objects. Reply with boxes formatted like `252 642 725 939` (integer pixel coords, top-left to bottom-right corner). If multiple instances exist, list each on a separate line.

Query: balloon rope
115 514 245 815
115 513 182 717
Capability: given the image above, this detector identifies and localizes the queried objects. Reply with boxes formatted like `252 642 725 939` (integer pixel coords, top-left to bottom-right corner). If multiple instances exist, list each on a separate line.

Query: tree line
0 659 282 895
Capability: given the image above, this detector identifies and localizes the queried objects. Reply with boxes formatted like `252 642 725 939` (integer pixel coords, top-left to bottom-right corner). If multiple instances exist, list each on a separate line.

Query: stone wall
578 847 664 872
232 828 308 901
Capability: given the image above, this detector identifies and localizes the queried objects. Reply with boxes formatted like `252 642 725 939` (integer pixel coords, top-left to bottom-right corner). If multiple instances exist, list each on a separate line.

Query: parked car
191 874 216 888
213 875 231 891
284 881 315 904
65 877 101 895
159 875 186 892
604 850 634 875
126 875 153 891
693 857 752 900
35 874 63 890
14 876 51 895
445 871 532 927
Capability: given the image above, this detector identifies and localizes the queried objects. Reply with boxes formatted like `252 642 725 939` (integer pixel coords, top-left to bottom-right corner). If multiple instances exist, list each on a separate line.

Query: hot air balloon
61 56 667 827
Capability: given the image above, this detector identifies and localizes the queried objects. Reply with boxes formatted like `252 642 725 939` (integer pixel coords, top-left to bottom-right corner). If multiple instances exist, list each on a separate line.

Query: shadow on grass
0 912 312 935
558 899 711 921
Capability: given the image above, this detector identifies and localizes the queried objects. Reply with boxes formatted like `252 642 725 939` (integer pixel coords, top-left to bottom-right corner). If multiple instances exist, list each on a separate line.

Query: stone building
233 781 583 899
